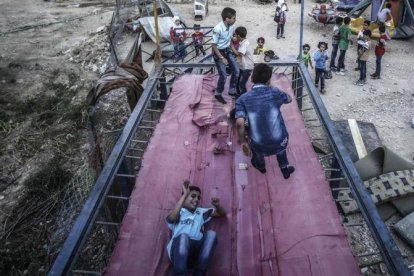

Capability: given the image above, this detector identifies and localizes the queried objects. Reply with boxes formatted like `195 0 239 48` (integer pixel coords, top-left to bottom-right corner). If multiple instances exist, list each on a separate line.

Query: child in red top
191 24 206 57
231 32 240 50
371 25 389 79
170 16 187 62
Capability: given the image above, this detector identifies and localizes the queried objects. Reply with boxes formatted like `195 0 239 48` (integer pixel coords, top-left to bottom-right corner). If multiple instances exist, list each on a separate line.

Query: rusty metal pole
153 0 161 63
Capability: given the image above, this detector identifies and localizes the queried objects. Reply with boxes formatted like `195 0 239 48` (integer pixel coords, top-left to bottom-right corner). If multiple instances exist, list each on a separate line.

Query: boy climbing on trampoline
235 63 295 179
166 180 226 276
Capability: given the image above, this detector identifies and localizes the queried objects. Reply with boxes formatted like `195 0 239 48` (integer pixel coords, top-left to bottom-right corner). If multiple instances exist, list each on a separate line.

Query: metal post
299 0 305 60
153 0 161 63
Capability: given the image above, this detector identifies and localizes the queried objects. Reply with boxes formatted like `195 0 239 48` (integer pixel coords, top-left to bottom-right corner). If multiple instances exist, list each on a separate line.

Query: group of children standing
302 15 389 94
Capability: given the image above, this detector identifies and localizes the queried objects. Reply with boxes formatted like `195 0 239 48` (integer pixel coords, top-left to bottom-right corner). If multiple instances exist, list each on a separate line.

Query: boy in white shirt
233 26 255 95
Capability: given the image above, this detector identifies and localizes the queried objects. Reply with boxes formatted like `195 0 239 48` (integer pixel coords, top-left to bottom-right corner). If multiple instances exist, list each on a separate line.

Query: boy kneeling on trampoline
166 180 226 276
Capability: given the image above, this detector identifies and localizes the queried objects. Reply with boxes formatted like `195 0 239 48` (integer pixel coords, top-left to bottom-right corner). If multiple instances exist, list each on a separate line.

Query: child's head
221 7 236 25
363 29 372 39
344 16 351 25
317 41 328 51
335 16 343 25
193 24 201 31
235 26 247 41
183 185 202 211
379 25 386 34
303 43 310 54
173 16 180 26
363 20 370 30
385 2 392 9
252 63 272 84
257 37 265 47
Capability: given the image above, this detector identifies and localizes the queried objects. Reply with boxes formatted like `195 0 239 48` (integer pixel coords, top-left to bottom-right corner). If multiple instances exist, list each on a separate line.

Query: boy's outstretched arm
211 197 226 217
166 180 190 223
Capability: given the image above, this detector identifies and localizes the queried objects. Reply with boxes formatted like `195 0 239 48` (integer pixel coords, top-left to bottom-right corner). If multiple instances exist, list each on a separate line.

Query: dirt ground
0 0 413 274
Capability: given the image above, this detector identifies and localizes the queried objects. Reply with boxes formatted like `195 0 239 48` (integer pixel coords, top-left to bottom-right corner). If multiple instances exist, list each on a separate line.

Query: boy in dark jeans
371 25 388 79
232 26 254 95
212 7 239 104
355 30 371 86
192 24 206 57
336 16 352 76
329 16 343 71
166 180 226 276
313 41 329 94
235 63 295 179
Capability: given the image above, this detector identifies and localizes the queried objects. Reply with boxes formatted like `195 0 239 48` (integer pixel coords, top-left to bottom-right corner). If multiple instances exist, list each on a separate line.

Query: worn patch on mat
337 170 414 214
394 212 414 249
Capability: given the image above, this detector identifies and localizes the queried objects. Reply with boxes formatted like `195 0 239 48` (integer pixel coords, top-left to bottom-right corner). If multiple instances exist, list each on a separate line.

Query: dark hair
363 20 371 26
189 186 201 193
252 63 272 84
235 26 247 38
379 25 386 33
257 37 265 43
363 29 372 37
386 2 392 9
303 43 310 50
344 16 351 24
335 16 343 25
317 41 328 50
221 7 236 21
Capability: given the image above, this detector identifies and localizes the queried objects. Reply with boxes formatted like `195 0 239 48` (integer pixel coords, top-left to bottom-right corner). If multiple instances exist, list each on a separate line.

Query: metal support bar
301 107 314 111
72 269 101 275
307 125 322 128
335 199 355 202
318 152 334 159
296 93 308 99
324 168 341 172
357 252 380 257
131 139 147 143
141 120 157 124
344 223 365 227
331 187 349 191
138 126 155 130
129 148 144 152
151 98 167 102
124 155 141 160
146 108 162 113
328 177 346 181
305 118 319 122
106 195 129 200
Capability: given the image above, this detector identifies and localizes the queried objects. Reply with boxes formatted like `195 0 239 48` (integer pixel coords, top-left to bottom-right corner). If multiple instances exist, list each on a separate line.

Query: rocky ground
0 0 413 274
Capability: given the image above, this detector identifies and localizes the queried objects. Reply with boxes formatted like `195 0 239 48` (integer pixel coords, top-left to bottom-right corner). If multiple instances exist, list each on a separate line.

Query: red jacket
170 26 187 43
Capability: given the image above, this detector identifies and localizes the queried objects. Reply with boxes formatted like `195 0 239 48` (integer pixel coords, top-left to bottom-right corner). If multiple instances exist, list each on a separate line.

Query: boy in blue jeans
212 7 239 104
166 180 226 276
233 26 254 95
235 63 295 179
313 41 329 94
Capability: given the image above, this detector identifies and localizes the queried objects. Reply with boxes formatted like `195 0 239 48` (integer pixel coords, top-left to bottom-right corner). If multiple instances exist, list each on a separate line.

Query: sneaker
335 71 345 76
215 95 227 104
281 35 285 38
251 158 266 174
281 166 295 179
277 36 280 39
354 67 360 71
371 75 381 79
355 80 364 86
330 66 337 72
320 89 326 94
228 88 237 97
370 73 377 77
315 83 319 88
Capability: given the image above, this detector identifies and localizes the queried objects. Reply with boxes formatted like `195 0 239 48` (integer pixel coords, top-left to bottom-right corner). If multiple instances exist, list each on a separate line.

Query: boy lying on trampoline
166 180 226 276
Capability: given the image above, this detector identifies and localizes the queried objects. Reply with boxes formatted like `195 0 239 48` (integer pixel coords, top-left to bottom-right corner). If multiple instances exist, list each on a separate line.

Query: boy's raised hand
182 180 191 196
211 197 220 207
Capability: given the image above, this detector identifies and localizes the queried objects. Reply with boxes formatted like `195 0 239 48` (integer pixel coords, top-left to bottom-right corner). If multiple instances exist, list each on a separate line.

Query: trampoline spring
305 118 319 122
359 260 384 268
296 93 308 99
146 108 162 113
357 252 380 258
141 120 157 124
301 107 314 112
328 177 345 181
72 269 102 275
312 138 326 141
331 187 348 191
132 139 148 143
95 221 120 226
106 195 130 200
116 173 135 178
151 98 167 102
125 155 142 160
318 152 334 159
307 125 322 128
335 199 354 202
272 67 280 73
138 126 155 130
324 168 341 172
294 85 305 90
344 223 364 227
129 147 144 152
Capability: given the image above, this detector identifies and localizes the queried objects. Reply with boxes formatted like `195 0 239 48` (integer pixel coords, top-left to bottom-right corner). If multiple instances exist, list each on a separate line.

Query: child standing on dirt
170 16 187 63
253 37 268 55
355 30 371 86
336 16 352 76
371 25 388 79
212 7 239 104
355 20 370 71
313 41 329 94
233 26 255 95
192 24 206 58
274 6 287 39
302 44 313 70
166 180 226 276
329 16 343 71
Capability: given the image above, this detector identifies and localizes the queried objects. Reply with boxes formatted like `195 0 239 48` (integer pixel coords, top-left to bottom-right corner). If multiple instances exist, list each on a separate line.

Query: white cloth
277 0 288 12
237 39 255 70
378 8 391 22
